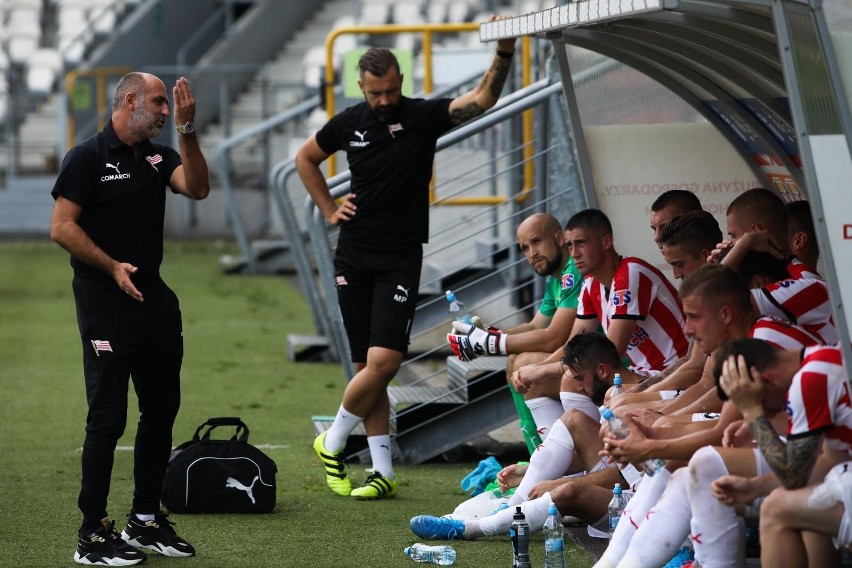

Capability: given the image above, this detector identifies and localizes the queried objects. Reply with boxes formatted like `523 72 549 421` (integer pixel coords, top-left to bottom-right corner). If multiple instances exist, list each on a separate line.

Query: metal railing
321 23 536 192
297 77 564 379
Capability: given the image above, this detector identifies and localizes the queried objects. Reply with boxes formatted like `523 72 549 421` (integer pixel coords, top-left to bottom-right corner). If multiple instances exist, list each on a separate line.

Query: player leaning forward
296 27 518 499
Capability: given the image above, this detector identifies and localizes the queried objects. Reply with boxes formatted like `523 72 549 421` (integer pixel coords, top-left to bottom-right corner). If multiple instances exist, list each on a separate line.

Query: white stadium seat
302 45 328 90
7 28 39 64
360 0 391 25
26 47 62 95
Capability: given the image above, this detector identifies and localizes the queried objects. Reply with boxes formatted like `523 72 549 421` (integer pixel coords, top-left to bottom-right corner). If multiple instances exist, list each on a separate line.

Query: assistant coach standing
51 72 209 566
297 22 517 501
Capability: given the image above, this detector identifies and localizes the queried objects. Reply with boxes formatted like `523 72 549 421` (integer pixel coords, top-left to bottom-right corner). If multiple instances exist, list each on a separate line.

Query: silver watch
176 121 195 135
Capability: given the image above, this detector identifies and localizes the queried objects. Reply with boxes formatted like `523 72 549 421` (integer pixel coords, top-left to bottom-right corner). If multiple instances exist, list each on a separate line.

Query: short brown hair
358 48 400 80
679 264 752 314
659 210 722 255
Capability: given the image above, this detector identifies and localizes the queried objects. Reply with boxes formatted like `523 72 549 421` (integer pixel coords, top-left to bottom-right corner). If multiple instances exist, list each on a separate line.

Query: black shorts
333 239 422 362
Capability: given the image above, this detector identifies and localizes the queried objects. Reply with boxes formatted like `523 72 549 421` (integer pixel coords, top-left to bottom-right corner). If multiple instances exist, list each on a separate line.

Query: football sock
621 468 690 568
509 419 574 506
474 491 555 537
526 397 565 441
601 466 671 567
324 404 364 453
688 446 745 567
560 391 602 421
134 513 155 522
509 383 543 455
367 435 394 480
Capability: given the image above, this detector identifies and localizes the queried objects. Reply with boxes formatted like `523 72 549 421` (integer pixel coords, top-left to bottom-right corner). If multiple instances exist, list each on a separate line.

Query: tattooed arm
748 416 821 489
448 18 516 125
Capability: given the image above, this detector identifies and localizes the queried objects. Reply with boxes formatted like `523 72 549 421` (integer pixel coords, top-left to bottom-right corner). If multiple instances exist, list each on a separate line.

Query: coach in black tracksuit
296 29 517 500
51 72 208 566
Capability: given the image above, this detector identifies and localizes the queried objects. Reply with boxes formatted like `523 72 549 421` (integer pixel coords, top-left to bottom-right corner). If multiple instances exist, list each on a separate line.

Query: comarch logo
101 162 130 182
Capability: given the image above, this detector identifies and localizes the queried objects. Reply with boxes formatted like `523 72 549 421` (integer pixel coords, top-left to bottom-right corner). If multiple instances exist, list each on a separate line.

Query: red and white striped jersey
751 278 837 344
787 257 821 280
577 256 688 373
750 316 822 350
787 346 852 456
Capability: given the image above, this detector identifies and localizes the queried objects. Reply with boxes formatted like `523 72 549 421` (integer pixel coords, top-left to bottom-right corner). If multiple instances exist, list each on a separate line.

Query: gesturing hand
172 76 196 127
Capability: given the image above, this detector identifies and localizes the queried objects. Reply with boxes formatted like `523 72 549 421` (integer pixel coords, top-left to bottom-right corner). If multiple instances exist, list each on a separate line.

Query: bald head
111 72 169 145
516 213 567 276
517 213 562 237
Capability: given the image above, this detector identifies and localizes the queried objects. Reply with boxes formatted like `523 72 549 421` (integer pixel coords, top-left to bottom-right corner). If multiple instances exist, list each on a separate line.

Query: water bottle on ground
543 502 567 568
607 483 627 539
600 407 666 475
611 373 625 399
510 506 531 568
404 543 457 565
445 290 474 325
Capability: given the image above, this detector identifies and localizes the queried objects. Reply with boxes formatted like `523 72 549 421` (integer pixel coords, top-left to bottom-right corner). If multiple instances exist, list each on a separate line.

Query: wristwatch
176 121 195 135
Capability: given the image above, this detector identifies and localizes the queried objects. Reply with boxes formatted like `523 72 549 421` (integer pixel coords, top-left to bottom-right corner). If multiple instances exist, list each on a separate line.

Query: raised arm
168 77 210 200
448 20 517 126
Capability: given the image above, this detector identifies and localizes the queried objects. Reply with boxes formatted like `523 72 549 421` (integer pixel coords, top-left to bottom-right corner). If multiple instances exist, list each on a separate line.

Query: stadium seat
302 45 328 90
90 4 117 35
360 0 390 25
26 47 62 95
57 31 86 65
7 28 39 65
426 0 449 24
391 0 423 24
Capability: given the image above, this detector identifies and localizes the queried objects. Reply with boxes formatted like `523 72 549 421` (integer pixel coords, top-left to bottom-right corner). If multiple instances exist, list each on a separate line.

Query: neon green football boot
313 431 352 496
350 472 398 500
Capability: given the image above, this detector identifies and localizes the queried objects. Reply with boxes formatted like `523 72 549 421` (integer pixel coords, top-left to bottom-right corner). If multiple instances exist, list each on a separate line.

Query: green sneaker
313 431 351 496
351 472 398 500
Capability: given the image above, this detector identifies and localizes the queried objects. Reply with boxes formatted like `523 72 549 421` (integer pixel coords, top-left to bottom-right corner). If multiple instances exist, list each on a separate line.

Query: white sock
560 391 601 421
324 404 364 453
134 513 155 522
620 468 691 568
602 467 672 567
473 491 556 537
508 419 574 506
526 397 565 440
367 435 394 479
687 446 746 568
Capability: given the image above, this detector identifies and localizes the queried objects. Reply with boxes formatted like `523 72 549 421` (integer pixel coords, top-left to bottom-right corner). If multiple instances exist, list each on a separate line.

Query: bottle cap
548 502 557 515
613 483 622 494
445 290 455 301
601 407 614 420
513 506 525 520
614 373 622 385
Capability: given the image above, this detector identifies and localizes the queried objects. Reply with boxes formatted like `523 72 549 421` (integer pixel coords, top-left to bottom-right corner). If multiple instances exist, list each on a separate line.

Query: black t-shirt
51 120 181 279
315 96 453 245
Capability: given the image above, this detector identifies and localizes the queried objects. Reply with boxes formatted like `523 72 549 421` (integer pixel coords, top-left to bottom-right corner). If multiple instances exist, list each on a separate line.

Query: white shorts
659 390 682 400
691 412 721 422
806 461 852 549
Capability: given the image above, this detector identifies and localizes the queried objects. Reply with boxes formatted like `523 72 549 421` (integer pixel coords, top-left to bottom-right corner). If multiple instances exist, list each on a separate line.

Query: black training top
51 120 182 280
315 96 453 245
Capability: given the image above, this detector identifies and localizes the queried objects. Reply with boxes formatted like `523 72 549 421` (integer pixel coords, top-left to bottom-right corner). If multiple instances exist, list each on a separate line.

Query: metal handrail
216 85 342 273
268 72 488 336
305 77 563 376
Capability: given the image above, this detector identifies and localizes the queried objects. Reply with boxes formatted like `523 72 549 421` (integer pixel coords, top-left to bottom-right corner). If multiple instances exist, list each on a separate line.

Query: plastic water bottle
611 373 625 399
445 290 474 325
543 502 566 568
607 483 627 539
600 407 666 475
510 506 531 568
404 543 457 565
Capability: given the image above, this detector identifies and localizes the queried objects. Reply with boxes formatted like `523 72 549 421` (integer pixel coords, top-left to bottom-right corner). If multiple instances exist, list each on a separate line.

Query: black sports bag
161 417 277 513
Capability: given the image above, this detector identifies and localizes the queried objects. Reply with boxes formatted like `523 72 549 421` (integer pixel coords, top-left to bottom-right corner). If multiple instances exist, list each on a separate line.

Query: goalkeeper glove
447 321 508 361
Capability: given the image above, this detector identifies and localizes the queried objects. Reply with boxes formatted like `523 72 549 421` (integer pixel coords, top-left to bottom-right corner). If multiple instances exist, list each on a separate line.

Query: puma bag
161 417 277 513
